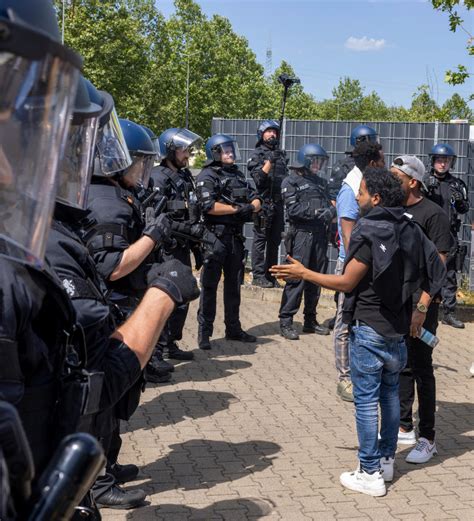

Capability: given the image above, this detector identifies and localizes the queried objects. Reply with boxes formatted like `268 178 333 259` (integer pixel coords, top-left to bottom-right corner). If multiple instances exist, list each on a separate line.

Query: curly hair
352 141 383 172
363 167 405 207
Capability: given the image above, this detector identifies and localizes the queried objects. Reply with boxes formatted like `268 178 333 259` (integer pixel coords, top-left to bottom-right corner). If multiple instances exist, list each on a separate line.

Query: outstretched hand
270 256 307 281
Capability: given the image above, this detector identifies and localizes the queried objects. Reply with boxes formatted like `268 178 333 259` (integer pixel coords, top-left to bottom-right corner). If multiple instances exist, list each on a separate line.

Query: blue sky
156 0 473 108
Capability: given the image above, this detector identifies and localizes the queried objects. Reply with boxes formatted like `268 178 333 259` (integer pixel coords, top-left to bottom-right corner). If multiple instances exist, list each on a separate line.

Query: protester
271 168 446 496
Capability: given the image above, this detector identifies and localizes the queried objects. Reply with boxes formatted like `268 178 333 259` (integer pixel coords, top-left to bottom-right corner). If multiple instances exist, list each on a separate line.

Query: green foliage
55 0 473 138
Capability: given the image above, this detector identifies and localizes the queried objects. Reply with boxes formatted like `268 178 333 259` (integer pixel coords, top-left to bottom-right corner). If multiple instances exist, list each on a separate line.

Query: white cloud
345 36 387 52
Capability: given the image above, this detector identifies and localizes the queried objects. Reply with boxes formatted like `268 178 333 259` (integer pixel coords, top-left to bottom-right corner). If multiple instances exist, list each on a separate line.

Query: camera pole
277 74 300 147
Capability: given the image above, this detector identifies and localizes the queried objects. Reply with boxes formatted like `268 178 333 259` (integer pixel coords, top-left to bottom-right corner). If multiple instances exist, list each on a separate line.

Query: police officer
425 144 469 329
196 134 262 350
0 0 84 477
329 125 379 200
248 120 287 288
151 128 203 360
279 144 335 340
85 119 173 383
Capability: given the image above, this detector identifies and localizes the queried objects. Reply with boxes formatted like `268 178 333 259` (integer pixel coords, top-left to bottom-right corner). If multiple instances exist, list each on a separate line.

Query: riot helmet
142 125 161 158
205 134 241 164
350 125 378 147
0 0 82 266
429 143 456 175
292 144 329 174
158 127 202 168
257 119 280 147
119 119 157 188
56 77 102 210
85 80 132 176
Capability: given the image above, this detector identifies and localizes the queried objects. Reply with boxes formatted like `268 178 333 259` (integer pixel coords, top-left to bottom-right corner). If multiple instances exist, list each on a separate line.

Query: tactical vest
253 144 287 199
286 172 330 228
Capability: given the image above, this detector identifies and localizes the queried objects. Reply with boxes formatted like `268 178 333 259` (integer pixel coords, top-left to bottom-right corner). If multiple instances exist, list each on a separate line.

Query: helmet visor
306 155 328 173
432 155 453 174
169 129 202 155
213 141 241 163
56 114 99 209
96 107 132 175
0 46 80 266
124 154 155 187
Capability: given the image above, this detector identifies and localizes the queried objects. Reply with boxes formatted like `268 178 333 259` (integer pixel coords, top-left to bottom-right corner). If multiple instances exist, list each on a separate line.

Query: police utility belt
207 223 244 238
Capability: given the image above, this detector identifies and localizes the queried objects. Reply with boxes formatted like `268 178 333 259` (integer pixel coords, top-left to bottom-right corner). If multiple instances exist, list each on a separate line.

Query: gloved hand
143 213 171 243
268 149 285 164
235 203 255 222
315 207 336 225
147 260 200 305
451 190 463 203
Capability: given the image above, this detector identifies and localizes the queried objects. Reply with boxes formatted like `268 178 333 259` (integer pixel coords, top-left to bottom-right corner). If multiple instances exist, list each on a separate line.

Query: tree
430 1 473 97
408 85 441 121
439 93 473 121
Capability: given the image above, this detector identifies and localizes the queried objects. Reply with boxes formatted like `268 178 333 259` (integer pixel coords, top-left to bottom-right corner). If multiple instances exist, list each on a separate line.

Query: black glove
315 207 336 225
451 190 463 203
143 213 171 243
268 149 285 164
236 203 255 222
147 260 200 305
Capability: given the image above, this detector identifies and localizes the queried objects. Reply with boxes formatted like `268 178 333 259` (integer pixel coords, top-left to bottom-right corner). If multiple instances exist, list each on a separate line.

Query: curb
241 283 336 308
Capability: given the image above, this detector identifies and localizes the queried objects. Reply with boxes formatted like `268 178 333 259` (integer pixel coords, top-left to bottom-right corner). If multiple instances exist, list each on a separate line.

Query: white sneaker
405 437 437 464
380 457 394 482
340 468 386 497
398 428 416 445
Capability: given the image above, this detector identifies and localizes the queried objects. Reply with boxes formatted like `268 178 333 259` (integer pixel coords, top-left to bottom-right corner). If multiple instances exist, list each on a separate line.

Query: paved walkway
103 288 474 521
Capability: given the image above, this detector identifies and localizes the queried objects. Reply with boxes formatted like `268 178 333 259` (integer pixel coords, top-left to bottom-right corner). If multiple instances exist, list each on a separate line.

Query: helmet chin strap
264 137 279 148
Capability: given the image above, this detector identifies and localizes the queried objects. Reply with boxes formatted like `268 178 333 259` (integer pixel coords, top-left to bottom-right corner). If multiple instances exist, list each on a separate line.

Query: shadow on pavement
126 498 274 520
124 439 280 495
123 390 238 432
170 358 253 384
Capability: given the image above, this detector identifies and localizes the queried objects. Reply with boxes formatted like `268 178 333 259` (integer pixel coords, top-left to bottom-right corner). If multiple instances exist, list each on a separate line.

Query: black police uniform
247 143 287 284
328 154 354 201
279 169 333 329
0 257 76 476
196 163 259 343
425 171 469 315
150 165 197 352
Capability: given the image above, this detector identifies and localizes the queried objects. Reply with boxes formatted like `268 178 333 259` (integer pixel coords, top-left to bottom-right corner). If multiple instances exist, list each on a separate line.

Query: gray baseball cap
391 155 427 190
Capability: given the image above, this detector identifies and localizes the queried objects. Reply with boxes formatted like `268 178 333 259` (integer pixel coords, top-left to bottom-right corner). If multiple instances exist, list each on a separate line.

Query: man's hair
352 141 382 171
363 167 405 207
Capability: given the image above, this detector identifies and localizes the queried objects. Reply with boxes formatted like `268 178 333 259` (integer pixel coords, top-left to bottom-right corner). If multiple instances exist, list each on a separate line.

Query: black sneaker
95 484 146 510
303 320 330 335
252 278 274 288
167 341 194 360
225 330 257 342
280 325 299 340
442 312 465 329
108 463 139 484
323 315 336 331
145 362 172 384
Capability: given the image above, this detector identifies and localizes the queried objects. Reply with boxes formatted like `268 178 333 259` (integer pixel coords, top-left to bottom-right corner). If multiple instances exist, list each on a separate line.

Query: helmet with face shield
205 134 241 163
84 80 132 177
0 0 82 266
55 77 101 210
119 119 157 188
142 125 161 158
158 128 202 166
429 143 456 174
292 144 329 174
350 125 379 147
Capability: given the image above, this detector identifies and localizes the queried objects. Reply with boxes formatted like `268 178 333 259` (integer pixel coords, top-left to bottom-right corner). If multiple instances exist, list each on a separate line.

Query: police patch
62 278 76 298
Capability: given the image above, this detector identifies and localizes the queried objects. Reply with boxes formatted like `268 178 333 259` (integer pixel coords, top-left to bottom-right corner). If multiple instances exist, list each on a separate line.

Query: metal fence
211 118 473 288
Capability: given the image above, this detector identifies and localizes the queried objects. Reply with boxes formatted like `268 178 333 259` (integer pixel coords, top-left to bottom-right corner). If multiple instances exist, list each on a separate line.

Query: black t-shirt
352 241 412 338
404 197 452 254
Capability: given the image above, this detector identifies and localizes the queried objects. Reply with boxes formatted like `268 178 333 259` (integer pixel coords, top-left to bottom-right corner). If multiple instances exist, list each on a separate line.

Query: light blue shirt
336 183 360 261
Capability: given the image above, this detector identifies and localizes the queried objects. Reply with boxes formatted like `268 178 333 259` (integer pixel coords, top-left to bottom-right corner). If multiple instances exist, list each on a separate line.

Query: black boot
145 357 172 384
166 341 194 360
108 462 139 484
226 330 257 342
442 312 465 329
252 277 273 288
95 483 146 510
280 324 299 340
199 331 211 350
303 319 330 335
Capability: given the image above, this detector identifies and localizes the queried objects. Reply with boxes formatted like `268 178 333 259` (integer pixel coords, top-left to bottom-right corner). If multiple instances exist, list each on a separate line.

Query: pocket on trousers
351 338 384 374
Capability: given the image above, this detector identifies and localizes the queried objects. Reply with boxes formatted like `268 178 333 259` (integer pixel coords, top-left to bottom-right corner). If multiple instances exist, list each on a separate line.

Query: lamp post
184 51 199 129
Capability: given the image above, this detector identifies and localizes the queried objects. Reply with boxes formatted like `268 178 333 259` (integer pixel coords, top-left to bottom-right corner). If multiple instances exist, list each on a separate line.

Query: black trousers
198 234 244 338
399 303 439 441
157 245 192 348
279 229 328 326
441 255 457 314
251 201 284 281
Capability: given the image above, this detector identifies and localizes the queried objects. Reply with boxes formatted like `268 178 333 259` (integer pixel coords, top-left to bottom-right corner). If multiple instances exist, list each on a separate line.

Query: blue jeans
350 323 407 473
